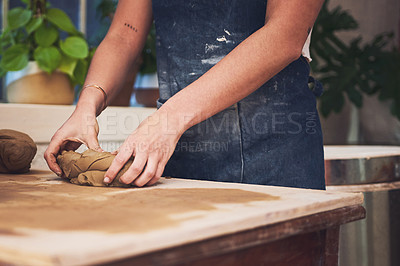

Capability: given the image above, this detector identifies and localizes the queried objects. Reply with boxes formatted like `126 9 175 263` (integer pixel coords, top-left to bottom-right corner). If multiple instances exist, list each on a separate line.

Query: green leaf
0 28 10 39
46 8 77 34
60 36 89 59
7 8 32 30
89 47 97 59
14 29 27 44
58 55 77 77
319 97 331 118
0 44 29 71
96 0 117 21
26 17 43 34
333 92 345 113
34 23 58 46
33 46 61 73
0 29 12 48
73 59 88 85
346 87 363 108
0 66 7 77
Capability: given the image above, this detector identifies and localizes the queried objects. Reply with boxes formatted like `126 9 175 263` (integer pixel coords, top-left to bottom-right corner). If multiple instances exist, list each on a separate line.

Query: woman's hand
104 109 184 187
44 0 154 177
44 107 103 176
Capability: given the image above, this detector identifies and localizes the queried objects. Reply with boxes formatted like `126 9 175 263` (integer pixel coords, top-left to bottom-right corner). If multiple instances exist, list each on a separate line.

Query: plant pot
6 62 74 105
134 73 159 107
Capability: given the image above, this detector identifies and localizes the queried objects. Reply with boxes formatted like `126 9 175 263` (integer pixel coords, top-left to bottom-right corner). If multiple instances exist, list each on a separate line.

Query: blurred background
0 0 399 145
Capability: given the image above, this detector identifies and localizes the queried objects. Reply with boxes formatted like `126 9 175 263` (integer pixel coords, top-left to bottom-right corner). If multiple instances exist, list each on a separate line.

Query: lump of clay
57 149 134 187
0 129 37 174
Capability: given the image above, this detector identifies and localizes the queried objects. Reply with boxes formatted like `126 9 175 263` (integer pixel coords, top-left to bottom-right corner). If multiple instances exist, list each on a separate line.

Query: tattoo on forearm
124 23 138 33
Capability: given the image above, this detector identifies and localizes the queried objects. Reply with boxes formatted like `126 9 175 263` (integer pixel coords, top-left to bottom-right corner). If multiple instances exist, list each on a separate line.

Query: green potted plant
310 0 400 144
311 0 400 119
0 0 94 104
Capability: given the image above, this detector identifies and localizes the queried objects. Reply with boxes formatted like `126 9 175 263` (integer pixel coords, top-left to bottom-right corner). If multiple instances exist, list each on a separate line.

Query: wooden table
0 170 365 266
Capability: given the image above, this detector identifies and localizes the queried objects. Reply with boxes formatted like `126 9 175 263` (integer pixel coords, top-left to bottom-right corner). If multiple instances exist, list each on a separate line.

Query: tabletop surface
0 170 363 266
324 145 400 160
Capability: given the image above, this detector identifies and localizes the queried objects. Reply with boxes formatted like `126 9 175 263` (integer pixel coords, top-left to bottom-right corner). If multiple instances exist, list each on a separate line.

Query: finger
63 141 82 151
104 145 134 183
148 161 166 186
133 157 159 187
44 139 63 176
119 153 148 184
87 137 103 152
147 177 160 186
64 136 85 145
61 137 84 153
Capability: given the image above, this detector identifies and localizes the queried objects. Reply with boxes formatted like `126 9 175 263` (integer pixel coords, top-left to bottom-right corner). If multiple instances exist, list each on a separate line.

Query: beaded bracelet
83 84 108 111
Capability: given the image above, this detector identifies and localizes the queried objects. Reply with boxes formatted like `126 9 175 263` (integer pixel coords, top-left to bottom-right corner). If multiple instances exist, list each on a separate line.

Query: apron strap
308 76 324 97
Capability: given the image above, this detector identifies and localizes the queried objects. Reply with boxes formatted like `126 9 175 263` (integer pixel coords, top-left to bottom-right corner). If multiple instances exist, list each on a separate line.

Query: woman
45 0 325 190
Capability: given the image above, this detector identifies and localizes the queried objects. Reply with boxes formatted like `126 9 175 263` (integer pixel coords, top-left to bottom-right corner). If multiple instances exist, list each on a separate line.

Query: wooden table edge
102 204 365 266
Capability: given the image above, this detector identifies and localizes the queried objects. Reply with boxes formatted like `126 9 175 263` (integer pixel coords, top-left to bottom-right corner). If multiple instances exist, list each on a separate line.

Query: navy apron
152 0 325 190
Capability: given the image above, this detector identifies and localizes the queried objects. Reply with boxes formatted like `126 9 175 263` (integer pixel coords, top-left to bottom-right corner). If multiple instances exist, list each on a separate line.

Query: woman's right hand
44 107 102 176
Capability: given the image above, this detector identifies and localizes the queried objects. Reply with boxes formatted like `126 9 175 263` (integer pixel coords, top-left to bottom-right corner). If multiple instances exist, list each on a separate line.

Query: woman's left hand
103 109 183 187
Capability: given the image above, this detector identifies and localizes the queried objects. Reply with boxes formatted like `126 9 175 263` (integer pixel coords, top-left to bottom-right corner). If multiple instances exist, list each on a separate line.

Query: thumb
87 137 103 152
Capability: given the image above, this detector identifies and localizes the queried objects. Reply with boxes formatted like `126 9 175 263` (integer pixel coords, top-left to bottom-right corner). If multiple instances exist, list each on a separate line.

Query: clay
57 149 134 187
0 129 37 174
0 173 279 233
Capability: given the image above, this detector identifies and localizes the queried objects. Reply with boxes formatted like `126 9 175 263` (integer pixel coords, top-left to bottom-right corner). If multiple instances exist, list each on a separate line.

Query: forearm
161 0 323 134
76 0 153 116
161 25 301 132
77 35 141 116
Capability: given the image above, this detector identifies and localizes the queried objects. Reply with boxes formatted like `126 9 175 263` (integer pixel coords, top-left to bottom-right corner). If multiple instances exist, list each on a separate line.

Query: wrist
76 86 106 116
157 102 197 135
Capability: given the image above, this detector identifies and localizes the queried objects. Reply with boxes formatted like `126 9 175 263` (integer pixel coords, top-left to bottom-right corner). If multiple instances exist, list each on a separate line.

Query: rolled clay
0 129 37 174
57 149 134 187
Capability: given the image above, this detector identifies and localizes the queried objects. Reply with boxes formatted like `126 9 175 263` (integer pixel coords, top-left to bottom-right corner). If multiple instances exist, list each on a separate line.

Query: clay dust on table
0 175 279 234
